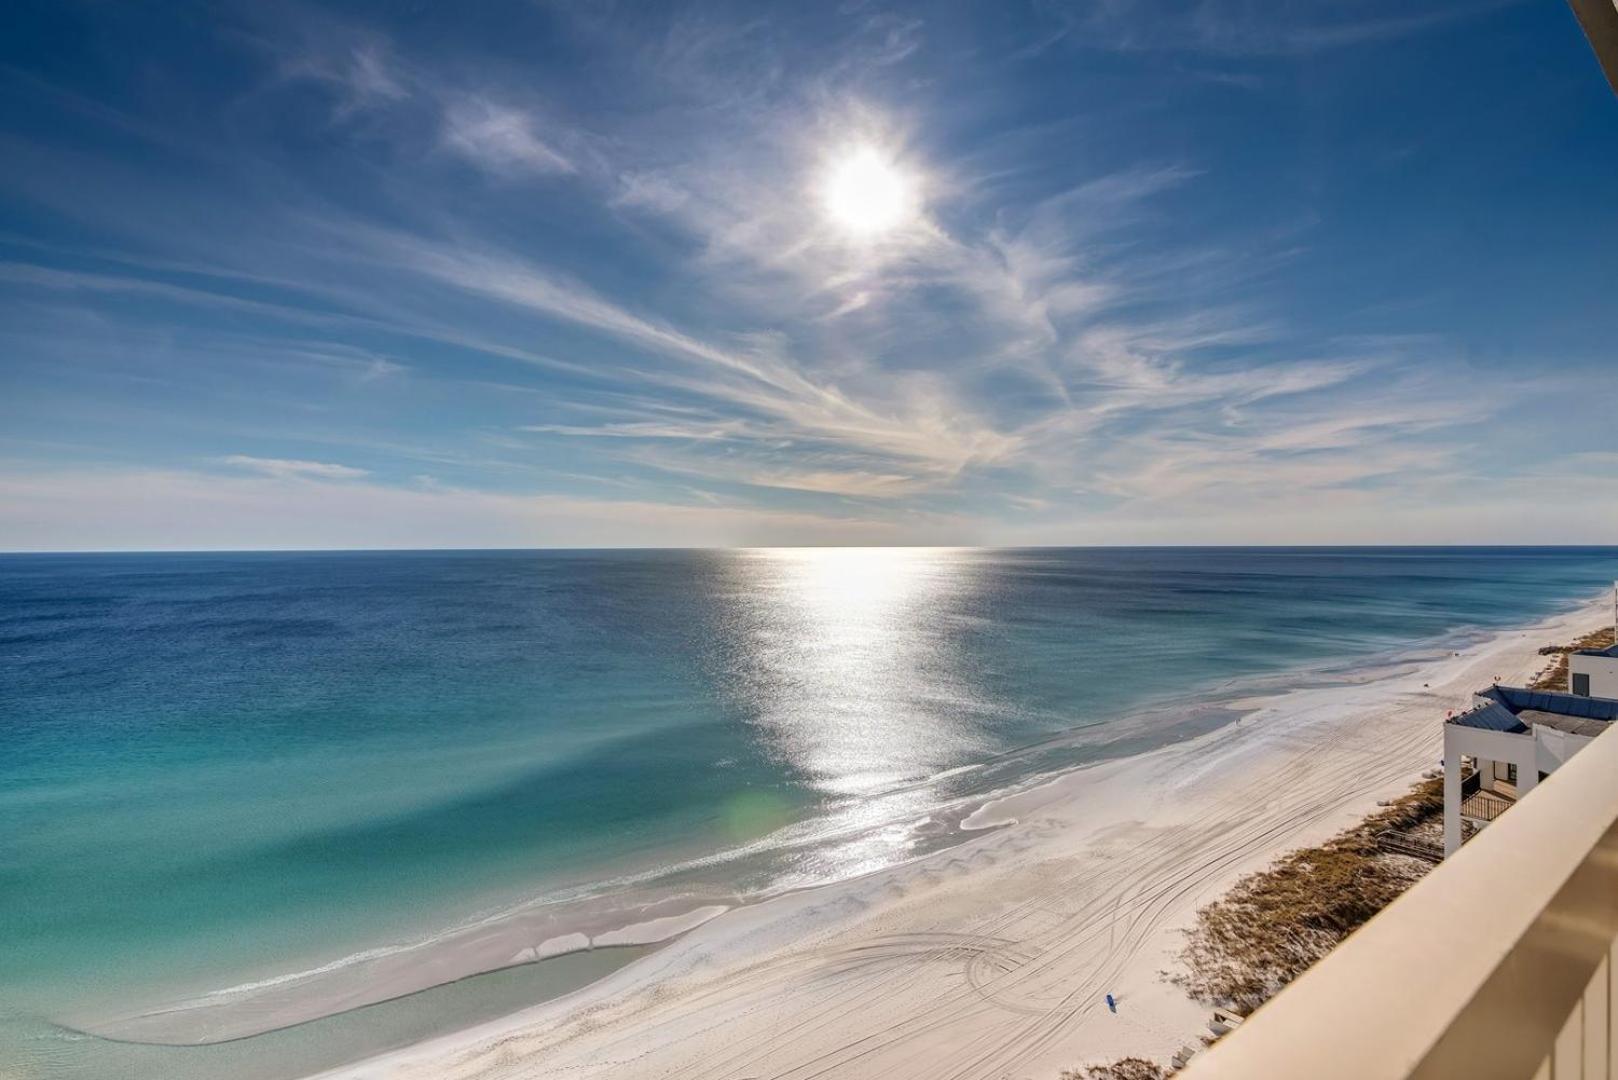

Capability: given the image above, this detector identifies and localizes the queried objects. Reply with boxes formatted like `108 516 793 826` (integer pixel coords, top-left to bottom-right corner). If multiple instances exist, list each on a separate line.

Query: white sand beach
311 593 1611 1080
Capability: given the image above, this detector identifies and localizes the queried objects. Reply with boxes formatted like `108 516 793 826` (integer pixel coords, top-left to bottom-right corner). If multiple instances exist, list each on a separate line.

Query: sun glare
820 146 916 238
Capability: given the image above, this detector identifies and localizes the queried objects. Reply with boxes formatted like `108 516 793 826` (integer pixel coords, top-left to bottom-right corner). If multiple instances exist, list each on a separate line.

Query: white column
1444 729 1463 857
1519 747 1539 797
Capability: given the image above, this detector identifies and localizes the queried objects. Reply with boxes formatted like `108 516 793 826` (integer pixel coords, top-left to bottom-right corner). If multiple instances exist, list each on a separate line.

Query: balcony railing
1460 788 1515 823
1181 720 1618 1080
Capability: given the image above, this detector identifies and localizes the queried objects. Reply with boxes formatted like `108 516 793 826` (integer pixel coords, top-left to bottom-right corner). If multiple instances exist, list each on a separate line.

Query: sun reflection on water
718 547 989 802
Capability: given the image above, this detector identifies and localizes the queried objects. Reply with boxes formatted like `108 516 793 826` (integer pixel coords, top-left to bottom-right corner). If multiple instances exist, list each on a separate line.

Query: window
1573 672 1591 697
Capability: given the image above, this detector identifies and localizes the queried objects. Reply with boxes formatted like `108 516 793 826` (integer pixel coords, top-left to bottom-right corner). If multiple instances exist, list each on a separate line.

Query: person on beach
1106 993 1117 1013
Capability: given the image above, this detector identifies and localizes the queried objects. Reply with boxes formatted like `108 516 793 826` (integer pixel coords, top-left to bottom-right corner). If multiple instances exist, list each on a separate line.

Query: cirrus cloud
221 456 370 481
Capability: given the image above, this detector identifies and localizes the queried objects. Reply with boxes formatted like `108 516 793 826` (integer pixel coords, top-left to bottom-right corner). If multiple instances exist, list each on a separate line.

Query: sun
819 146 917 238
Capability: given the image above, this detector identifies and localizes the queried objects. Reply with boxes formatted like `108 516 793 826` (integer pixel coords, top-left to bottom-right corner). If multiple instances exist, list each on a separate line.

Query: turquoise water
3 547 1616 1077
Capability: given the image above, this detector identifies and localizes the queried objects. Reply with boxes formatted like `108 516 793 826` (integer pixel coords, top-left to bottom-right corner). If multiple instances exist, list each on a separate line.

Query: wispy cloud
0 0 1603 549
221 455 370 480
1023 0 1515 59
349 227 1022 482
266 13 580 181
277 36 408 117
0 464 967 550
521 419 751 441
441 97 574 176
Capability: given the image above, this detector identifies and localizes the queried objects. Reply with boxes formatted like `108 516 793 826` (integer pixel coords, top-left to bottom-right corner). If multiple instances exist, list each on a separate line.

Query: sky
0 0 1615 551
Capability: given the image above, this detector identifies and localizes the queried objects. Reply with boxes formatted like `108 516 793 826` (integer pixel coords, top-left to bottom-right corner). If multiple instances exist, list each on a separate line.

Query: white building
1569 643 1618 699
1442 684 1618 856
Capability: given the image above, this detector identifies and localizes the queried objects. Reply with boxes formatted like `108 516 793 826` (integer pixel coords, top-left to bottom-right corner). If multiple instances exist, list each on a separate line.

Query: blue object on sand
1106 993 1117 1013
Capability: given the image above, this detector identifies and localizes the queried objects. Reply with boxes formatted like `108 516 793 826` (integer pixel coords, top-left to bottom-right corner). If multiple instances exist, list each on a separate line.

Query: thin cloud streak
442 97 575 176
0 465 971 550
221 455 370 480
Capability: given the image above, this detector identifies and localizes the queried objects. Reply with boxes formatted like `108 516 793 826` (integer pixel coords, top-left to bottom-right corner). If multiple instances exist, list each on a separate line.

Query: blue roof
1574 643 1618 658
1453 698 1527 733
1486 685 1618 720
1451 684 1618 732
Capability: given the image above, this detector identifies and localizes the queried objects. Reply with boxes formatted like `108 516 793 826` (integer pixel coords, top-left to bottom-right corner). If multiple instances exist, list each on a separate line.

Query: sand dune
313 594 1610 1080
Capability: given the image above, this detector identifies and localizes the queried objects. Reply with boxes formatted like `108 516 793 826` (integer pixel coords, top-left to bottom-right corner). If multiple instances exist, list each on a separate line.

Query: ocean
3 546 1616 1078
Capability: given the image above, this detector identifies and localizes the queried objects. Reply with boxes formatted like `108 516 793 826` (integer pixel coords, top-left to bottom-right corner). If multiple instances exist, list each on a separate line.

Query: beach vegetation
1063 1058 1166 1080
1531 626 1616 691
1173 777 1442 1013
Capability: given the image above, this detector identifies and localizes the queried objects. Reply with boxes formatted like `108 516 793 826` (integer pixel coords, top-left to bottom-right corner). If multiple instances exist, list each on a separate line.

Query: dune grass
1172 778 1440 1013
1532 626 1616 691
1063 1058 1166 1080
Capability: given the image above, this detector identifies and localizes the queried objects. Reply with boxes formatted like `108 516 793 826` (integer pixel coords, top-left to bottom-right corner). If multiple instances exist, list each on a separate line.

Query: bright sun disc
821 147 915 237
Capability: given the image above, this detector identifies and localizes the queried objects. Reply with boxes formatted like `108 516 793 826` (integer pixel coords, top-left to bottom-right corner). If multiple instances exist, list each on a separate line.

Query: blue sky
1 0 1614 549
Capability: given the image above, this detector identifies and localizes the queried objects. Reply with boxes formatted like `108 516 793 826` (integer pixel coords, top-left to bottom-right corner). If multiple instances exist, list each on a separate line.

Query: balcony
1460 772 1517 824
1180 719 1618 1080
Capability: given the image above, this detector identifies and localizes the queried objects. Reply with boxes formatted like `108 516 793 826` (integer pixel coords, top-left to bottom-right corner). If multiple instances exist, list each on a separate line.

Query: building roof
1573 643 1618 659
1449 684 1618 735
1517 711 1612 738
1452 699 1526 733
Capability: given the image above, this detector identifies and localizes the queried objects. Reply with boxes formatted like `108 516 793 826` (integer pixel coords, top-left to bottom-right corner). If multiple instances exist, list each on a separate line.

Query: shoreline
75 590 1532 1049
301 587 1615 1080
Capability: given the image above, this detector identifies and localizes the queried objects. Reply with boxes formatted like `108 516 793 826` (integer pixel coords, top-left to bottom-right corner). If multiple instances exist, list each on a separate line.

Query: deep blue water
3 546 1616 1078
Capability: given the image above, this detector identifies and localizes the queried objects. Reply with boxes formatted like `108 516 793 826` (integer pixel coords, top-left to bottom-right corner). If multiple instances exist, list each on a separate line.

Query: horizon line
5 543 1618 556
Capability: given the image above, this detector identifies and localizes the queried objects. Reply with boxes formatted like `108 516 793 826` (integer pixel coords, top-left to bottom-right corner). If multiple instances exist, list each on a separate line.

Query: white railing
1181 719 1618 1079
